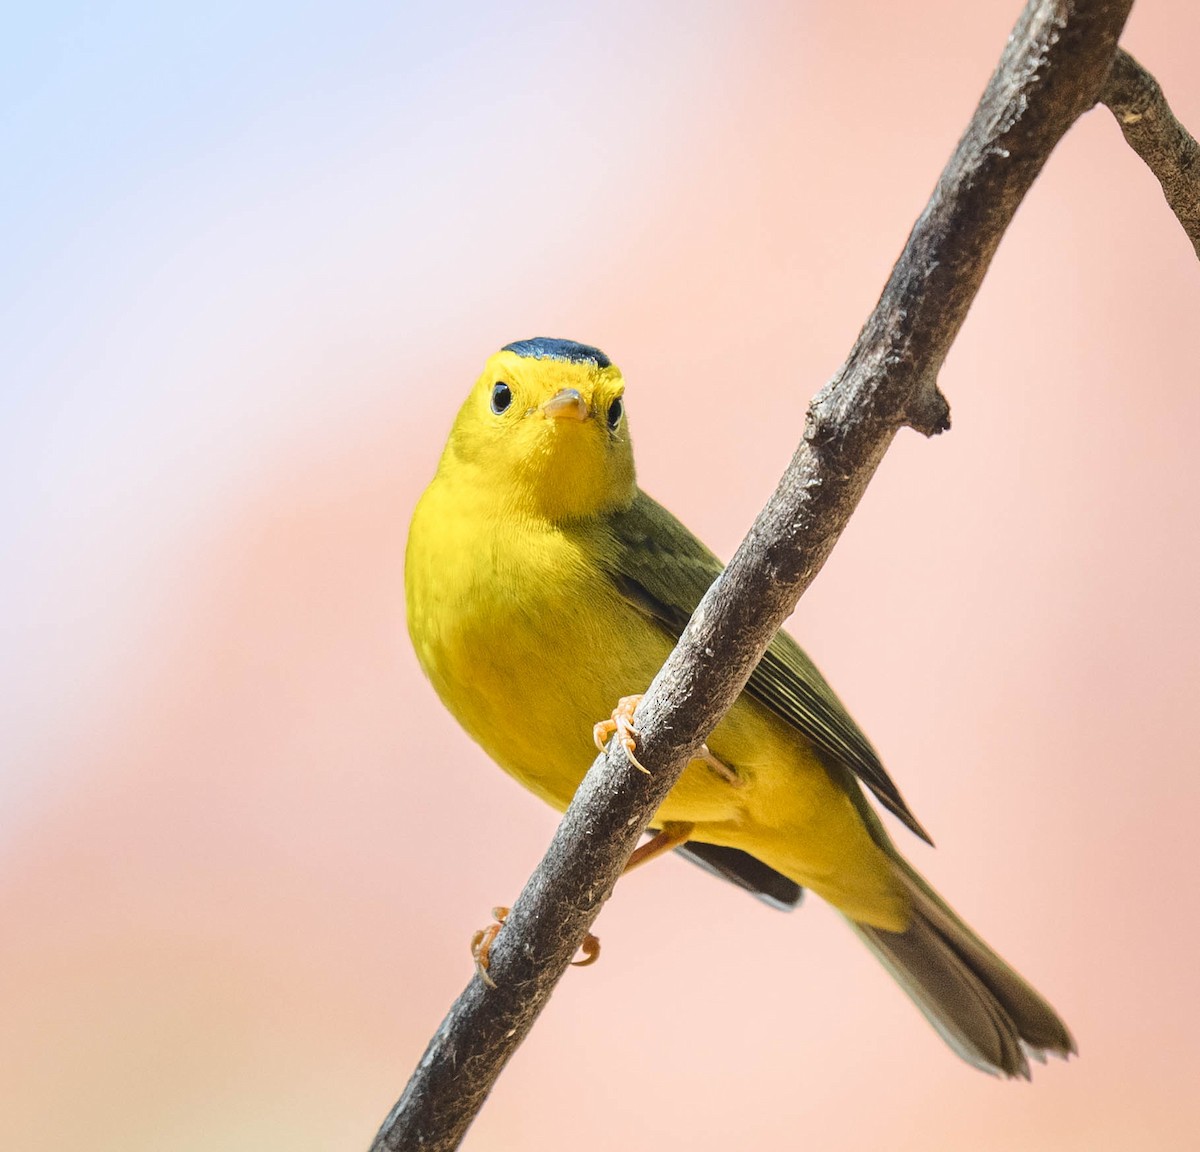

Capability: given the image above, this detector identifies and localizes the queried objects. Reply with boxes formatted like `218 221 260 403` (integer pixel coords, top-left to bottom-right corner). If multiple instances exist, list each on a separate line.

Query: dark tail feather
851 862 1075 1079
674 842 803 910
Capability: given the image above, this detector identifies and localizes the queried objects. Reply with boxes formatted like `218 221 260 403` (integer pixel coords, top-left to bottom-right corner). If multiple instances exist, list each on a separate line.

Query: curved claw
593 694 649 773
572 931 601 968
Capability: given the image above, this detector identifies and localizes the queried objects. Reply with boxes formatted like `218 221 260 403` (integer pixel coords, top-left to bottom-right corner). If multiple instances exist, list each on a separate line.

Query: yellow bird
405 337 1073 1078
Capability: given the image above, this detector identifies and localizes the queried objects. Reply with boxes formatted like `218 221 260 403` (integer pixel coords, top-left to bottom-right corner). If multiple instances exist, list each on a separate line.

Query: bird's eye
606 396 623 429
491 382 512 414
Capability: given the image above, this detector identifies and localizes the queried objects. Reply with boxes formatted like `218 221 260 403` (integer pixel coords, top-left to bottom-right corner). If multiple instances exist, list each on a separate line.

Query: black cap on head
501 337 612 370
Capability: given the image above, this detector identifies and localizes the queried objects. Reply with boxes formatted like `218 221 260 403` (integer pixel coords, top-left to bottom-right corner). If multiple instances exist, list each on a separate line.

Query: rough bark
1099 49 1200 259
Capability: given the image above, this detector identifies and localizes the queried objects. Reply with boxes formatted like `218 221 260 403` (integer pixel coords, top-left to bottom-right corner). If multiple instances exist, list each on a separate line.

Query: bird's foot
471 905 510 988
593 694 649 773
471 905 602 986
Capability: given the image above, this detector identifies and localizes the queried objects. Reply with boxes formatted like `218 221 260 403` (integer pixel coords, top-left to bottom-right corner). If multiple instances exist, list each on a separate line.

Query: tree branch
372 1 1133 1148
1099 49 1200 260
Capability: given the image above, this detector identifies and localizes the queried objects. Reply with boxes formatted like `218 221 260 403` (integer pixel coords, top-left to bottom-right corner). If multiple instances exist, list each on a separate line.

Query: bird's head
444 338 636 522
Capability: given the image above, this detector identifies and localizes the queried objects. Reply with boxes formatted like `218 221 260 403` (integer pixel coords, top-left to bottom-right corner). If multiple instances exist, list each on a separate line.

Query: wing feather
605 491 931 844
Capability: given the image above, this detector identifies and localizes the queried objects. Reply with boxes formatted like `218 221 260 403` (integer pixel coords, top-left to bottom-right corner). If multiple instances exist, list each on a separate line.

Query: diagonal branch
1099 49 1200 260
372 2 1133 1149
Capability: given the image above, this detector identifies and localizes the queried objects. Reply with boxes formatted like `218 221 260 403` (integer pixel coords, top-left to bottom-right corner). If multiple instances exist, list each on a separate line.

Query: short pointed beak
541 388 590 422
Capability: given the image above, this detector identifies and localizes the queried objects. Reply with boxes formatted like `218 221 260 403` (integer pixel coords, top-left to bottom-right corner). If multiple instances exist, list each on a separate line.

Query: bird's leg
471 905 601 986
593 694 649 773
625 820 695 872
697 743 741 787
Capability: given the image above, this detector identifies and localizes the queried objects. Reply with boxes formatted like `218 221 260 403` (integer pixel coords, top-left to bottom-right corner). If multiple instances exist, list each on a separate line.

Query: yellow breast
405 469 670 810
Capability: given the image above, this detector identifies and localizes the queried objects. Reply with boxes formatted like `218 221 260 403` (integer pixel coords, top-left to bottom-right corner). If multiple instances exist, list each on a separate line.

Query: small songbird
405 337 1074 1078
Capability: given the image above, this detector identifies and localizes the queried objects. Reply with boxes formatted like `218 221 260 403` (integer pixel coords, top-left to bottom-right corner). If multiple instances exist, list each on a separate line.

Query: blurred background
3 2 1198 1149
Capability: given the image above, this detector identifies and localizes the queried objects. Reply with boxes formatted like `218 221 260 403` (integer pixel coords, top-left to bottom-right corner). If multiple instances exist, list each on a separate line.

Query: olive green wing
604 490 931 845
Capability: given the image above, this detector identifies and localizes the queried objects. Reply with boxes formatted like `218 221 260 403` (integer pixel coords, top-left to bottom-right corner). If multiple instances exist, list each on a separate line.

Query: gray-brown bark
371 1 1141 1149
1099 49 1200 259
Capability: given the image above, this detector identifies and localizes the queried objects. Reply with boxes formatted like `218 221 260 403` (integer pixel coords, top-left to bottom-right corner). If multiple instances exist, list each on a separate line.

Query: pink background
3 2 1198 1149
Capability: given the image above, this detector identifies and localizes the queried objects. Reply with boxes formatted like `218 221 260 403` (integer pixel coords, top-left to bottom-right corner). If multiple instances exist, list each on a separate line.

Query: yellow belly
406 478 907 929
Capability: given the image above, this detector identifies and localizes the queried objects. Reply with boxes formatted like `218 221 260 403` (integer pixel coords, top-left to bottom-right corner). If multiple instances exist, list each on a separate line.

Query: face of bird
445 343 636 521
